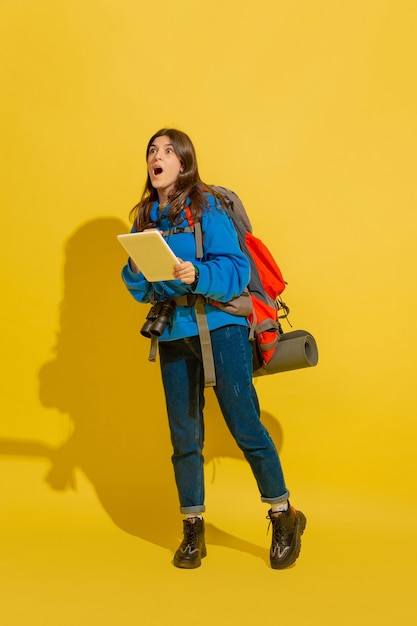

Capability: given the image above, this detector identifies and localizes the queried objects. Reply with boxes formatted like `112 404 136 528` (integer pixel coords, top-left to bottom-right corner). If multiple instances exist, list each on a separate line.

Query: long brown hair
130 129 220 231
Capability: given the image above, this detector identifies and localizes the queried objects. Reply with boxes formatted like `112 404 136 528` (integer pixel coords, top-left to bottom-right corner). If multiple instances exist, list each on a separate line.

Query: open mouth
153 167 163 176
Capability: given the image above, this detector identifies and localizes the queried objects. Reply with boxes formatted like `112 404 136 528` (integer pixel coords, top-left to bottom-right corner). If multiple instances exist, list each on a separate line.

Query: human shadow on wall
5 217 284 562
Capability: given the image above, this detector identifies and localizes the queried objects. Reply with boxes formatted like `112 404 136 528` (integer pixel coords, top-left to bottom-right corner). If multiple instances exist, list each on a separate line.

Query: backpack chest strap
159 223 203 260
159 226 195 236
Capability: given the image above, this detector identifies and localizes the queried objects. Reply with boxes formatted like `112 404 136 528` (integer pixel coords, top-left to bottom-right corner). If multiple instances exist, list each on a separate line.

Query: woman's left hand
173 259 197 284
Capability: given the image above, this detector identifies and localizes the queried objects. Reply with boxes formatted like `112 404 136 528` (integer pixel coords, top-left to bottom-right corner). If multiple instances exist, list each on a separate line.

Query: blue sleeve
193 196 250 302
121 262 155 303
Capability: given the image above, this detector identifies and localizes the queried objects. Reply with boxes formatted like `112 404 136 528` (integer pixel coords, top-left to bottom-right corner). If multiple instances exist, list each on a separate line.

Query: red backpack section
244 231 287 368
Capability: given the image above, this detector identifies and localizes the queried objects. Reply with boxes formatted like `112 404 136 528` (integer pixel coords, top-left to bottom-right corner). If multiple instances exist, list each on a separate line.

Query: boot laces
267 513 289 545
183 519 199 548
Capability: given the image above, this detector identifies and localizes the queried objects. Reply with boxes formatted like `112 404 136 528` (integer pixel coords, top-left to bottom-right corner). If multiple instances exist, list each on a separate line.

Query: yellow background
1 1 416 624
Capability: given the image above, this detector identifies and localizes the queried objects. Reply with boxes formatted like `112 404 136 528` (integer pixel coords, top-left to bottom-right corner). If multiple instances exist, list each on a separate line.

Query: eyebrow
149 143 174 149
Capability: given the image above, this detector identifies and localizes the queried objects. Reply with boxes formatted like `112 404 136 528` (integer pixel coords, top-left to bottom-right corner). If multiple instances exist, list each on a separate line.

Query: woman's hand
173 259 197 284
129 258 140 273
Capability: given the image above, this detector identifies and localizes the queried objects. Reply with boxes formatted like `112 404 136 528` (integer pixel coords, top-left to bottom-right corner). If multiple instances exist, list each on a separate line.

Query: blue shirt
121 192 250 341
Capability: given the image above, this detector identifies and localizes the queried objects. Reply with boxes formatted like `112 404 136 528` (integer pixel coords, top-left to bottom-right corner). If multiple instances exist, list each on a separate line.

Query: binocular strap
148 335 158 362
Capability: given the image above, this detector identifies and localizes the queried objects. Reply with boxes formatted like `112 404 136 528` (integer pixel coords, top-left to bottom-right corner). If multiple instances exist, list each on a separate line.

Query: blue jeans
159 324 289 514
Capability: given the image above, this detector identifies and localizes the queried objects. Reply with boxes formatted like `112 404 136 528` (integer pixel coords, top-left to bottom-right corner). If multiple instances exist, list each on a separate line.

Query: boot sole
173 546 207 569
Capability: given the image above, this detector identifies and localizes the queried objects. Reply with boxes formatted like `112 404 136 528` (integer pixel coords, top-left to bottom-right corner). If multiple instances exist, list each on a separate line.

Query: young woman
121 128 306 569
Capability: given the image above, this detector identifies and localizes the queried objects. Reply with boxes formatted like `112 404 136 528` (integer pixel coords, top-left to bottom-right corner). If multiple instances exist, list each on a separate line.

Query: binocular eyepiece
140 299 176 338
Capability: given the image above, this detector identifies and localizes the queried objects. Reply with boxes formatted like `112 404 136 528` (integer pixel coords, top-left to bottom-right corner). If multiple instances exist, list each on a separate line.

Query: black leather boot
267 503 306 569
173 517 207 569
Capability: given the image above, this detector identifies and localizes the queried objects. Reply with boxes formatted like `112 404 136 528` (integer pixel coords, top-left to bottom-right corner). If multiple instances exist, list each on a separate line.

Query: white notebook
117 230 178 282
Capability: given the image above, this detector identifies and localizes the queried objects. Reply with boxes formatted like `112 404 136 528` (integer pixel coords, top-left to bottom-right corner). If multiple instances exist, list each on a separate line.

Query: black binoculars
140 299 176 338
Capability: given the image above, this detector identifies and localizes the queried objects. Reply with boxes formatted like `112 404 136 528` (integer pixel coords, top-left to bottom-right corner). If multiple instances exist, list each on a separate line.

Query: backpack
189 186 291 376
144 186 318 386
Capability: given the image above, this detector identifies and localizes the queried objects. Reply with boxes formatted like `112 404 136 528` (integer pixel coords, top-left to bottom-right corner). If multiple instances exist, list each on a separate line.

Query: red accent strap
185 205 194 228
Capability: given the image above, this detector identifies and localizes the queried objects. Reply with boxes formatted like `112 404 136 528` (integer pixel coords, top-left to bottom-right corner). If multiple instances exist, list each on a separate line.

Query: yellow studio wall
1 1 416 625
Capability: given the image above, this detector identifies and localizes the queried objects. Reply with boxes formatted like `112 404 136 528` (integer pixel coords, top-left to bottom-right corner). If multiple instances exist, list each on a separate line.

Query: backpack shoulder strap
194 223 203 259
185 204 203 259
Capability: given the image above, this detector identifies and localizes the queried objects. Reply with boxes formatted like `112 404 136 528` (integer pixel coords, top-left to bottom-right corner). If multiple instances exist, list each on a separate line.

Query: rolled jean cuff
261 490 290 505
180 505 206 515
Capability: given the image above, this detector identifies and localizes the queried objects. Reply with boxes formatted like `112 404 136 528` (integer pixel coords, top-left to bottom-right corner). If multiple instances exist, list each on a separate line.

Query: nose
148 149 161 163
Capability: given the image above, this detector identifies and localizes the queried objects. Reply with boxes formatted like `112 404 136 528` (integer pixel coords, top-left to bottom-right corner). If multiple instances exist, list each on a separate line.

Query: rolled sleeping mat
253 330 319 376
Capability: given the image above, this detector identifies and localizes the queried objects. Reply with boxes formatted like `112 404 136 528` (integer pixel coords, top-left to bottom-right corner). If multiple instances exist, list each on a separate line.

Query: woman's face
147 135 183 203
